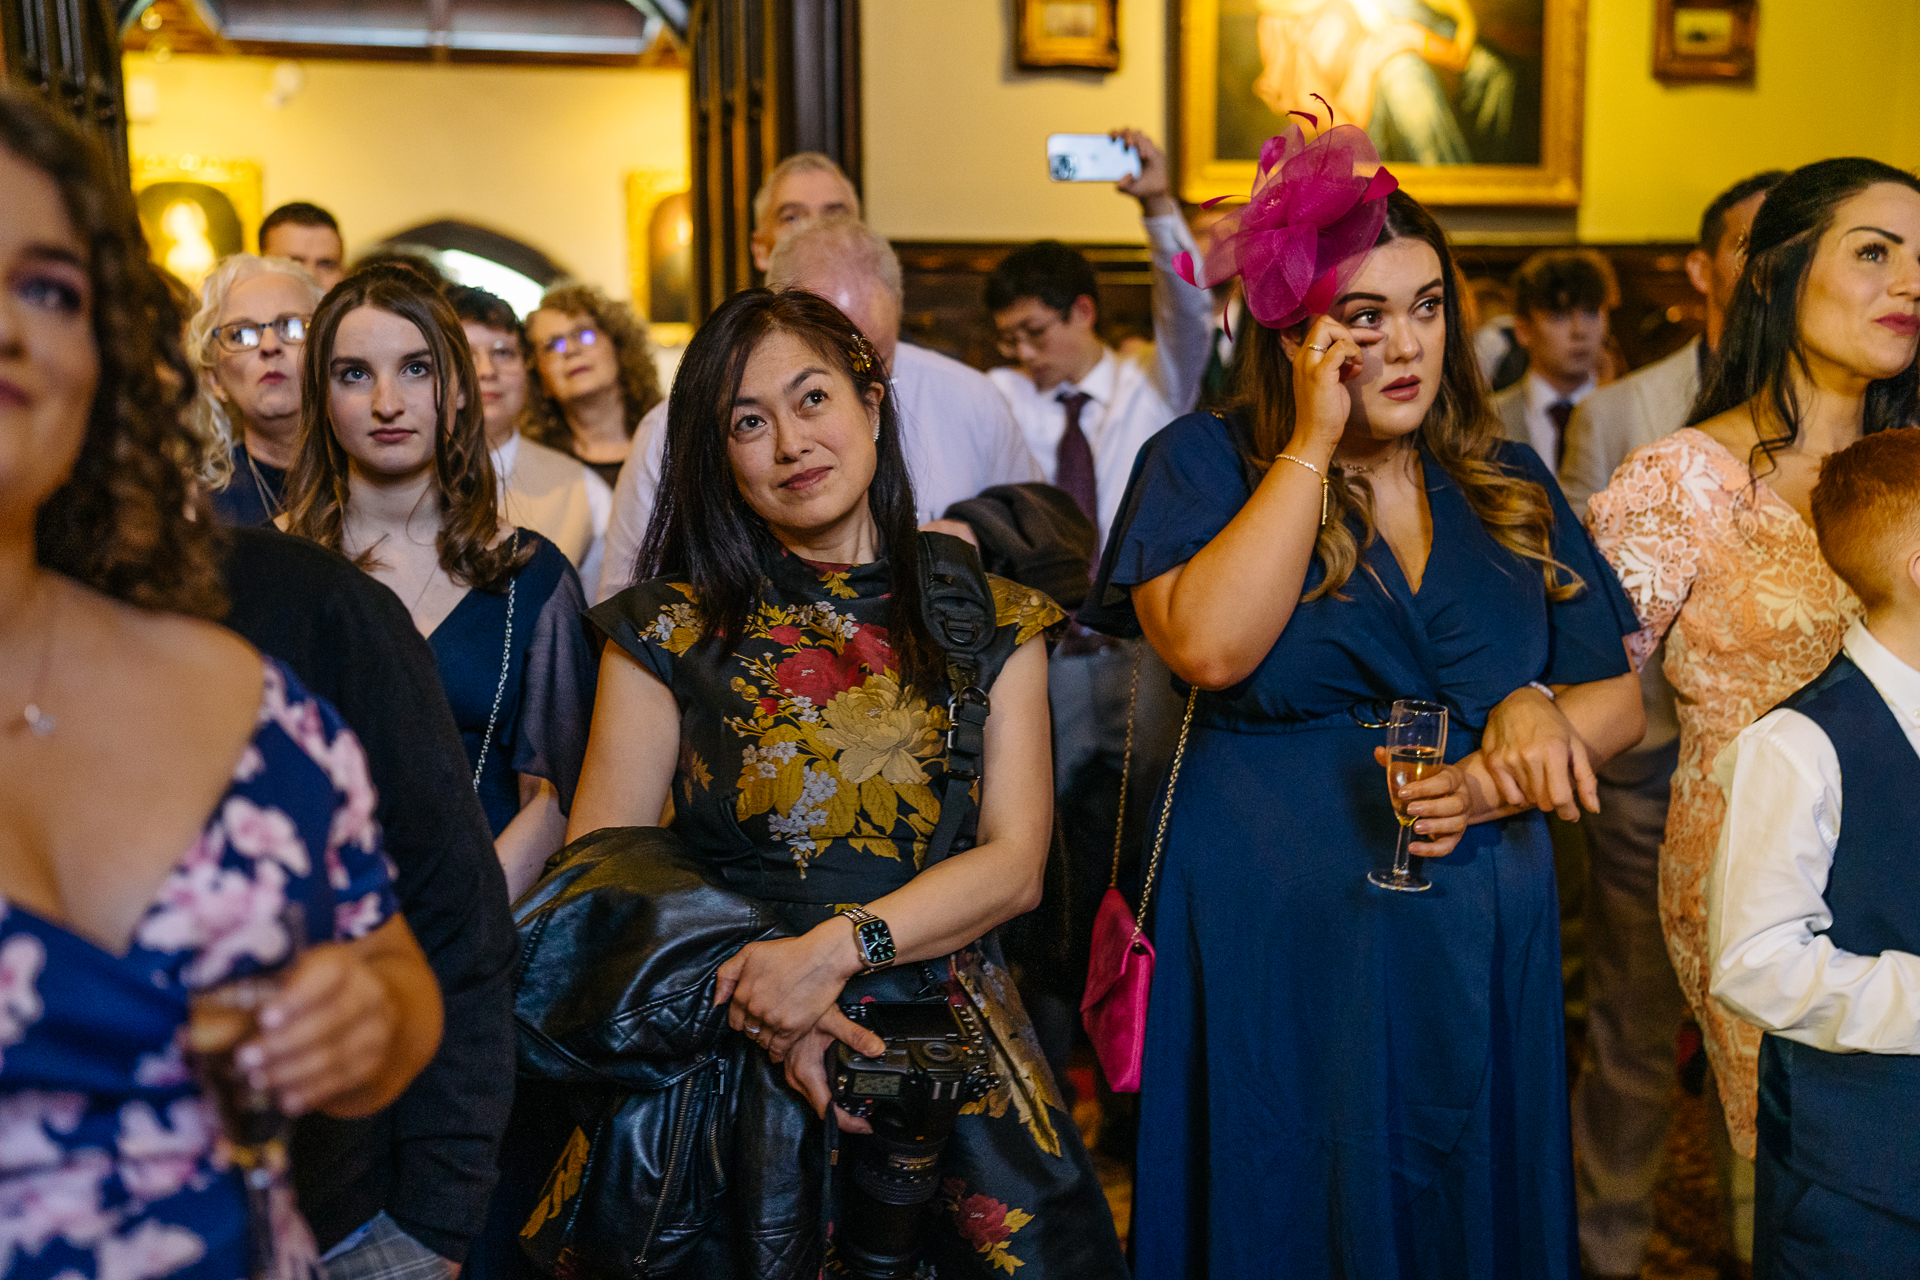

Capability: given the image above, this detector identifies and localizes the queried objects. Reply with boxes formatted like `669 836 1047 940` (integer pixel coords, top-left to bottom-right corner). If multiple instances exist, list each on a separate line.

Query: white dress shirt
1519 369 1598 467
1708 619 1920 1055
490 433 612 593
594 342 1044 603
986 213 1213 549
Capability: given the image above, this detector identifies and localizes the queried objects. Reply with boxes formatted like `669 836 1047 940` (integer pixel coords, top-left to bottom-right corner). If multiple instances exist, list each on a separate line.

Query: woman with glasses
524 281 663 488
449 284 613 593
186 253 324 525
283 265 599 896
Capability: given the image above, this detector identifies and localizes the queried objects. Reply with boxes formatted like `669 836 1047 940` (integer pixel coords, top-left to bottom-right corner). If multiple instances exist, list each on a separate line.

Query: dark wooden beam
1 0 130 185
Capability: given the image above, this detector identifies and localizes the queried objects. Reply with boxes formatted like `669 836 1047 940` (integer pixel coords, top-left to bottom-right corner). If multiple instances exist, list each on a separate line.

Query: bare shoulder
1689 405 1759 463
72 582 263 711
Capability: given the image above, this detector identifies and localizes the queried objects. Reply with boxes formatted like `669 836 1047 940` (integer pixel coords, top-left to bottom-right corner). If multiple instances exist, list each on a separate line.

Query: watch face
855 918 897 966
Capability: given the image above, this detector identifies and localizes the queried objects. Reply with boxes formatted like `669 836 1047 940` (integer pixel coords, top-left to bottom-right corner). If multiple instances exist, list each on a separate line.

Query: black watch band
838 907 897 971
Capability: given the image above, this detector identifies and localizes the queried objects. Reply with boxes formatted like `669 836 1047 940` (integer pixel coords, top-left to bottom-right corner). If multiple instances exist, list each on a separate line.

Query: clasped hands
1375 684 1602 858
713 924 888 1134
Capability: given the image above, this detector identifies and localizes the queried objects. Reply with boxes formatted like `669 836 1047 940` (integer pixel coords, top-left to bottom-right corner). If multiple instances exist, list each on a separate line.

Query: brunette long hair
1 88 226 618
639 288 942 691
283 264 532 590
1688 157 1920 470
1230 190 1580 602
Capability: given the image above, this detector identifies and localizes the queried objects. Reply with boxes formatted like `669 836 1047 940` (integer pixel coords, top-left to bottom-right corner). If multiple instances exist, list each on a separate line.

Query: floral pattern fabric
1587 428 1860 1157
588 543 1128 1280
0 659 397 1280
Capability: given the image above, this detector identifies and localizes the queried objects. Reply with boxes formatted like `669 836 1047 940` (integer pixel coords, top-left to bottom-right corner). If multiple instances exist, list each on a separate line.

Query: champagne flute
1369 699 1448 893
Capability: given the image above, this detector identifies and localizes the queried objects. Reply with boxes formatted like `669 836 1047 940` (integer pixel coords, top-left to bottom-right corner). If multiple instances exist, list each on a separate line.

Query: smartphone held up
1046 133 1140 183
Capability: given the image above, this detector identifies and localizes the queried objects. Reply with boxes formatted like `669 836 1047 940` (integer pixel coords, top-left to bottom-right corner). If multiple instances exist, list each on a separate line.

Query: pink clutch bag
1081 679 1196 1094
1082 888 1155 1091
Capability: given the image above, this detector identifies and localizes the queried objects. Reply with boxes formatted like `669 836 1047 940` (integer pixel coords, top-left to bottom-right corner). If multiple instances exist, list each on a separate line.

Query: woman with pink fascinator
1079 117 1645 1276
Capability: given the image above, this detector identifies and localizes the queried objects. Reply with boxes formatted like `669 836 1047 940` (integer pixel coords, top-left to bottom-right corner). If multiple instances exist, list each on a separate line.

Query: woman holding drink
0 88 442 1280
1081 120 1643 1276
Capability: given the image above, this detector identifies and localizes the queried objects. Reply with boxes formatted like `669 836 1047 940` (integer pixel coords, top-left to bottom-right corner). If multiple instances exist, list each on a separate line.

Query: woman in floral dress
569 290 1127 1278
1587 159 1920 1180
0 88 443 1280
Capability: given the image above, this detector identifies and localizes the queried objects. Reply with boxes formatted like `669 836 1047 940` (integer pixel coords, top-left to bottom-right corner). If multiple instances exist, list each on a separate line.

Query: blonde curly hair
522 281 663 451
183 253 323 489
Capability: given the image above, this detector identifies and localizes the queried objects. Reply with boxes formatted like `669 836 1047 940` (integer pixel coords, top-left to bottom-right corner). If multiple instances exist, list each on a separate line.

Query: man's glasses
538 327 599 357
214 315 308 353
471 341 523 370
994 317 1062 358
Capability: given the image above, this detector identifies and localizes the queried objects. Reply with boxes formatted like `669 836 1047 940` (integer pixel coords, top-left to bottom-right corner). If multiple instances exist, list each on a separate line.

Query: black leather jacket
510 827 823 1280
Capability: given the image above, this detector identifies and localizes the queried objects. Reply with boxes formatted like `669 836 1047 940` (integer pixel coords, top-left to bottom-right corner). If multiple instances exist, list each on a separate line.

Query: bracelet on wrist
1273 453 1330 527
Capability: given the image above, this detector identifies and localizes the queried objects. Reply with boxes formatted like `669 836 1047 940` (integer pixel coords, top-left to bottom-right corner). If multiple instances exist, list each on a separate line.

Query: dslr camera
829 1001 997 1279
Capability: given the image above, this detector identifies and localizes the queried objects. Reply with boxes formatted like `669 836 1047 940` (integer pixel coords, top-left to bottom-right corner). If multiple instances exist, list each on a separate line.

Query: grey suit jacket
1558 337 1702 518
1490 381 1532 452
1558 337 1702 774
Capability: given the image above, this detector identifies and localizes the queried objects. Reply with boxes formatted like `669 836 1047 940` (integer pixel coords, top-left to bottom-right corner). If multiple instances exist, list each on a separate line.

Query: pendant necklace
244 447 281 518
1334 440 1412 477
19 583 59 737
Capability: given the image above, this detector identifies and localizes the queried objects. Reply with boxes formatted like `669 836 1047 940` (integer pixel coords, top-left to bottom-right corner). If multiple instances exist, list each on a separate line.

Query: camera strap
916 532 1000 870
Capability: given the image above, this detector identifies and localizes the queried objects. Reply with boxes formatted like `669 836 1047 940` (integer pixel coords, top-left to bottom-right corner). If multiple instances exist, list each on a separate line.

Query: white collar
1054 347 1118 406
1524 370 1597 415
1844 618 1920 726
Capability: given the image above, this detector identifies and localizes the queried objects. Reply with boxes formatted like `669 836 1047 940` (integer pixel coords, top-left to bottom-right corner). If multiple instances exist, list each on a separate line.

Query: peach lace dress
1585 428 1860 1157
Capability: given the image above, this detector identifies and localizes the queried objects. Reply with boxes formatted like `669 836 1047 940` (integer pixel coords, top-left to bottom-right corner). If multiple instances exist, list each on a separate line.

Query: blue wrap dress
1081 412 1638 1278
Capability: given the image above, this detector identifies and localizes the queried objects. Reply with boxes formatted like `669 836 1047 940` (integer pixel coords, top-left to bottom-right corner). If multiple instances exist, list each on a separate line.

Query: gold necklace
1333 441 1413 477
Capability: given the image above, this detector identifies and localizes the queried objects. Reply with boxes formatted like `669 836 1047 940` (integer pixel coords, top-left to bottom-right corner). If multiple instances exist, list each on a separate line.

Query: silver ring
745 1023 762 1038
1308 343 1330 352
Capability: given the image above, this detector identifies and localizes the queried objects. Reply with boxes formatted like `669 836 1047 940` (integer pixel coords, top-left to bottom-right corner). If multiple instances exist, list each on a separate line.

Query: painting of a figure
1184 0 1584 205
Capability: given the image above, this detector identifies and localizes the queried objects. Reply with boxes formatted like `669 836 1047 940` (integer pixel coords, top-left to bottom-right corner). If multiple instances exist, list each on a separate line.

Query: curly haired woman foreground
0 86 441 1280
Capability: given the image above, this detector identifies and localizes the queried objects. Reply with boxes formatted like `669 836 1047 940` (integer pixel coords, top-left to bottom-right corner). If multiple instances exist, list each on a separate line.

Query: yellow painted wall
862 1 1166 243
123 53 687 298
862 0 1920 246
1579 0 1920 241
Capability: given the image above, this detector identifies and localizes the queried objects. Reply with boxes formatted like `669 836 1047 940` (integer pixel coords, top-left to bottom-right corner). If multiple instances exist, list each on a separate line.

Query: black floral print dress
587 542 1129 1280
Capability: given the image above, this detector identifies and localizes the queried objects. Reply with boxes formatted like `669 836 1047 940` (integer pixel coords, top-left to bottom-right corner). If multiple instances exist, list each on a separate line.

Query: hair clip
847 333 878 378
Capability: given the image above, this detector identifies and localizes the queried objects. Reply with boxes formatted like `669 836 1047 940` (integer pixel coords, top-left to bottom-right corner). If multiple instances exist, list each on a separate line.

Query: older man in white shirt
596 208 1041 602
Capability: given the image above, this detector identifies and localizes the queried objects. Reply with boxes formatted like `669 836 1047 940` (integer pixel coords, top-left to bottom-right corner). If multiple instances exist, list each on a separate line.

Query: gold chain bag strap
1080 645 1198 1092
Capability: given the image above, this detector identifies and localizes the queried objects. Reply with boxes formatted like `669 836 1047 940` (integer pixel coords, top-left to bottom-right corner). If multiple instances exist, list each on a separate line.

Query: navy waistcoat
1758 653 1920 1220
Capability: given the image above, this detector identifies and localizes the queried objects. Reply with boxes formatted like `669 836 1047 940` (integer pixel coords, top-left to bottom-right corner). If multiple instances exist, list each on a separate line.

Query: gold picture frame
1653 0 1756 84
1179 0 1587 207
626 168 694 349
131 154 264 289
1015 0 1121 72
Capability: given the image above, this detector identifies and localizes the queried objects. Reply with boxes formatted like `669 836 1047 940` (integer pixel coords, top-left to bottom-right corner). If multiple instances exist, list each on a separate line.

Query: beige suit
1559 337 1702 517
1490 380 1532 451
500 437 602 578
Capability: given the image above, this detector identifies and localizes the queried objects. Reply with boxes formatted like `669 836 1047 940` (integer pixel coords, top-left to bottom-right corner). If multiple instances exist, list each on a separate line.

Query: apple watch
837 906 897 971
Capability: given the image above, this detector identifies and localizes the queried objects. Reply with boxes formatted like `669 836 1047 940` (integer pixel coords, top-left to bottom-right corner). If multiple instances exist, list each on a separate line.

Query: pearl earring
873 421 881 443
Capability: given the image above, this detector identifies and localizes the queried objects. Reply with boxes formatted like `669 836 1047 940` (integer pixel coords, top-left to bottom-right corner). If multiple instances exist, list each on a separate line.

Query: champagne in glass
1369 699 1448 893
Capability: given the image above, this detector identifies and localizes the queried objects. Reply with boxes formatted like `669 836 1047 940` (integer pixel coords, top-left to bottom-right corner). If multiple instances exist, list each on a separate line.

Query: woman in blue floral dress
567 290 1127 1277
0 89 443 1280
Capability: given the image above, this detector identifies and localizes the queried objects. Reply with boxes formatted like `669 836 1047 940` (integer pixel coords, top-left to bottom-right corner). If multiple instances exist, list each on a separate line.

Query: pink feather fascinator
1175 111 1399 332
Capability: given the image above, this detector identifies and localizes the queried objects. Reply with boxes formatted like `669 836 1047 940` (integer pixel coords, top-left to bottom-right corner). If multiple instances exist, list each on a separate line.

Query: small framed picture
1014 0 1120 72
1653 0 1757 83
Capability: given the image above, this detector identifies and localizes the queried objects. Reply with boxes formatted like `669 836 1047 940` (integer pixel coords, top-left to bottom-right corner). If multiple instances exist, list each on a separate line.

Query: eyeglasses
214 315 308 353
994 316 1062 358
471 340 523 370
538 326 599 357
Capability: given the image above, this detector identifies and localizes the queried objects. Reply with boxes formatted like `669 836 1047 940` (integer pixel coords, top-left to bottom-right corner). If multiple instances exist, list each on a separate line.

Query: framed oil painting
627 169 694 349
1180 0 1587 207
131 156 263 290
1015 0 1122 71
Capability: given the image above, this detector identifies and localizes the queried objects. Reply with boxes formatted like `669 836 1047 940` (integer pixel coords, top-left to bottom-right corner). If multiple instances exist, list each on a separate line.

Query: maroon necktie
1055 391 1098 525
1548 400 1575 469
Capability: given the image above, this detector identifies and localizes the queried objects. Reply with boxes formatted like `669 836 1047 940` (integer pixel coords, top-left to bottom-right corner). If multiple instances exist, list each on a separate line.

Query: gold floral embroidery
954 951 1064 1157
988 575 1066 648
937 1177 1034 1274
819 569 859 599
817 676 941 785
644 582 703 655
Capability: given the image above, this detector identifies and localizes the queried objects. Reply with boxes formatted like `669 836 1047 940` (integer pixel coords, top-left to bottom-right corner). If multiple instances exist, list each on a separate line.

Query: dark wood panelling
2 0 129 183
897 238 1703 378
688 0 861 319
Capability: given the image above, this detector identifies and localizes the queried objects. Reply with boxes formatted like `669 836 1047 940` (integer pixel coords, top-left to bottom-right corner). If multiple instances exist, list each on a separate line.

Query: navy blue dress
427 532 598 837
1082 413 1637 1279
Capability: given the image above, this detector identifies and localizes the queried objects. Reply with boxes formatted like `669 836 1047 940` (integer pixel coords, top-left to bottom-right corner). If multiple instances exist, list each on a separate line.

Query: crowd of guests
3 73 1920 1280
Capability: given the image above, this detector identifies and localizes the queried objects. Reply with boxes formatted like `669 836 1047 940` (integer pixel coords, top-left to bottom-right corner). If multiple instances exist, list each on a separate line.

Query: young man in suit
1489 248 1617 468
1558 171 1783 1280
